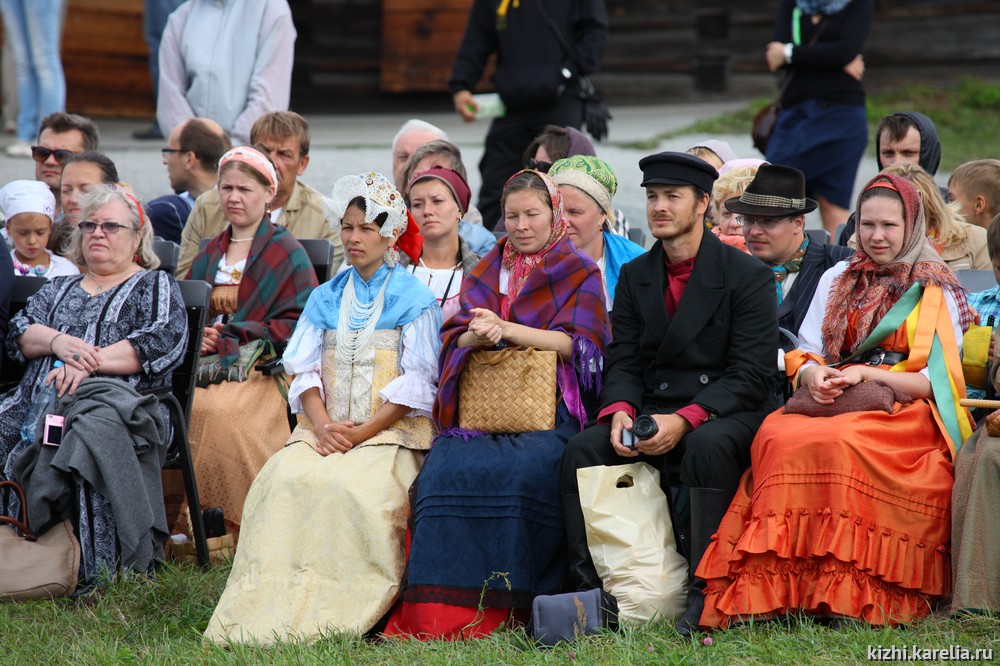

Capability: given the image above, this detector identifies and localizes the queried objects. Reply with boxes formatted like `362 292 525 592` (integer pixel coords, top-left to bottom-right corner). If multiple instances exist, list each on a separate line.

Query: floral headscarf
500 169 569 319
821 173 971 361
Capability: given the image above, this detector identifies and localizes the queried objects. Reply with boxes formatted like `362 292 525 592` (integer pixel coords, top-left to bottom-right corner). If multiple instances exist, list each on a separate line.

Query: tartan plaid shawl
434 235 609 429
187 217 318 368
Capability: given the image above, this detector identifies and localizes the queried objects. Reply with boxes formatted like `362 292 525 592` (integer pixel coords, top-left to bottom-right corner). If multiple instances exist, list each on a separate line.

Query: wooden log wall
62 0 154 117
4 0 996 118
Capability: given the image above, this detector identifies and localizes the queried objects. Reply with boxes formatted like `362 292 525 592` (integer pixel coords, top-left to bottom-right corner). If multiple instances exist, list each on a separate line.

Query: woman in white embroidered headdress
205 172 442 645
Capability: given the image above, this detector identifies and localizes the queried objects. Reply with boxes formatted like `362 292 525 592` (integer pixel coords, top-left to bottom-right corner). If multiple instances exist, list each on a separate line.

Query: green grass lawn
633 77 1000 173
2 562 997 664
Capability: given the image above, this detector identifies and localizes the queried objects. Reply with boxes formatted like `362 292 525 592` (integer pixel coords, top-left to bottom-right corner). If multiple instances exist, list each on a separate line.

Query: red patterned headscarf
500 169 568 319
821 173 971 362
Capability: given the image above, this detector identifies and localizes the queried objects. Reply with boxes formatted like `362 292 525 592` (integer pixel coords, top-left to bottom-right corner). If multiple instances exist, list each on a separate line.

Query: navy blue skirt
766 99 868 210
402 404 578 609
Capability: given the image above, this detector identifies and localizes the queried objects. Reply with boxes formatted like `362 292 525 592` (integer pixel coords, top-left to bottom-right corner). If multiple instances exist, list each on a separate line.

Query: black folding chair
0 277 47 391
296 238 334 284
143 279 211 566
198 236 329 284
153 239 180 275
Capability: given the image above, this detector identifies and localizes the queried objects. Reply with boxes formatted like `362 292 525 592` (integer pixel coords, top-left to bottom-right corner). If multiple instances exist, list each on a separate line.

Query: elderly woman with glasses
0 183 188 585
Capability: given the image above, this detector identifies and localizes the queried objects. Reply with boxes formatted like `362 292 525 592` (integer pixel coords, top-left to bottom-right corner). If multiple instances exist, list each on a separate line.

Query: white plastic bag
577 462 688 623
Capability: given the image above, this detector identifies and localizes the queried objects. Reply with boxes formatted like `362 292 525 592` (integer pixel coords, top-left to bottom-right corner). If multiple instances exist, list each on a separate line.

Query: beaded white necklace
336 270 390 364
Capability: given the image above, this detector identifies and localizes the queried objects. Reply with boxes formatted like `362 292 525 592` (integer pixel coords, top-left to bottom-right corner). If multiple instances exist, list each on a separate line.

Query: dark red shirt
598 253 710 429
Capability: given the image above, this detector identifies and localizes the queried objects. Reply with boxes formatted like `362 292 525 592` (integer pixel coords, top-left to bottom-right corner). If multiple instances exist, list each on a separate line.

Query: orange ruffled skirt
697 400 954 628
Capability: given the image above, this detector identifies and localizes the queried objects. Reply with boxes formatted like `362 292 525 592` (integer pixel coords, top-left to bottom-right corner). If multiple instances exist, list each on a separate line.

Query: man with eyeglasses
726 164 852 338
31 112 99 218
147 118 230 243
176 111 343 277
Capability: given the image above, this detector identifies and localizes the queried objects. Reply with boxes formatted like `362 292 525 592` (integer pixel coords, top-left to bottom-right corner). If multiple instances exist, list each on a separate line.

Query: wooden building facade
24 0 1000 118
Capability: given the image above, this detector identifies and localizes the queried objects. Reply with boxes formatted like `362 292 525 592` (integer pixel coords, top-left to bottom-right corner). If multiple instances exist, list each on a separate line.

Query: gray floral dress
0 270 187 584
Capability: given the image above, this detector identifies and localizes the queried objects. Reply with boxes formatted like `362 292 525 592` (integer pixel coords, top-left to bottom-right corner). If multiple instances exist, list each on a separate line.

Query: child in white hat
2 180 79 278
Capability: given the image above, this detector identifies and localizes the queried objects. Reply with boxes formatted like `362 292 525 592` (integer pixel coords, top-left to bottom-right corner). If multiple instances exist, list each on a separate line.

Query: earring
383 247 399 268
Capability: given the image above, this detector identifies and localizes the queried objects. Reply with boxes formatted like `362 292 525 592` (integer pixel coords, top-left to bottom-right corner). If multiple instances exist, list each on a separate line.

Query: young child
2 180 79 278
948 159 1000 229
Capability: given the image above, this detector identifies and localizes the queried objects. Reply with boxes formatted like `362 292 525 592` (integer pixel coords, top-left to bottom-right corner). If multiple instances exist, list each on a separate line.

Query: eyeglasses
78 221 134 235
525 158 552 173
736 215 793 230
160 147 184 157
30 146 75 164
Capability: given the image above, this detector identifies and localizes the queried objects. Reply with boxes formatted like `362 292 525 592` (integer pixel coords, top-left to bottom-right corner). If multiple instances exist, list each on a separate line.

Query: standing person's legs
477 97 584 229
2 38 17 134
0 0 36 143
22 0 65 133
141 1 183 124
477 113 537 230
135 0 180 138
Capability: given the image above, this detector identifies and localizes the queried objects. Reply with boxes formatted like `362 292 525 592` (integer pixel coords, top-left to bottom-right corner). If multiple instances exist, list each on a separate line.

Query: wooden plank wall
16 0 998 117
362 0 1000 106
62 0 154 117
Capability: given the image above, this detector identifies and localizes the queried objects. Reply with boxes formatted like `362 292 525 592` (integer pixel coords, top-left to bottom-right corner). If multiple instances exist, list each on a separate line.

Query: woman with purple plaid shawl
386 170 609 640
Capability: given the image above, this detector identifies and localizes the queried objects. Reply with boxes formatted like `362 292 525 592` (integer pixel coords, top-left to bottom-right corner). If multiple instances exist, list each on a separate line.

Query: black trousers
561 416 757 500
476 95 583 229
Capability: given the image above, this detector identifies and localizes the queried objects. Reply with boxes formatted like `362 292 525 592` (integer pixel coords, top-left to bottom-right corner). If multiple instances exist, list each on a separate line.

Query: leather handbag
458 346 558 433
0 480 80 601
751 101 783 154
531 588 618 646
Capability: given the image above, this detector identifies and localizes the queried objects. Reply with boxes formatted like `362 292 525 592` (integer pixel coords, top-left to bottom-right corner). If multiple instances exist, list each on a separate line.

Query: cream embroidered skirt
205 330 434 644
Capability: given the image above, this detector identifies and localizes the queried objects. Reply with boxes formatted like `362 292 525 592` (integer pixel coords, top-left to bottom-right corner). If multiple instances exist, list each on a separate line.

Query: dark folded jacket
10 377 168 572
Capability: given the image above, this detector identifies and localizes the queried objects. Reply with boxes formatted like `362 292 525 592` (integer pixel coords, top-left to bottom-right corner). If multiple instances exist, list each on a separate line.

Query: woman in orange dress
697 172 974 628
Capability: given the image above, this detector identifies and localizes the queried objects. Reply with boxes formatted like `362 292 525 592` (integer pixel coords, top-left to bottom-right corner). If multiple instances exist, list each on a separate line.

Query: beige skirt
204 440 423 645
951 428 1000 611
185 370 290 536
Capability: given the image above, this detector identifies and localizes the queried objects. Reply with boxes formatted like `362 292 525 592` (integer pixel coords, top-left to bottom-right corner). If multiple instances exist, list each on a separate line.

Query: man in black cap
561 151 779 634
731 164 852 338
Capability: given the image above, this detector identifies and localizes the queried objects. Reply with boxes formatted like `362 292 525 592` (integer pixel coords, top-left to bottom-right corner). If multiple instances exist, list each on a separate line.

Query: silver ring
72 353 81 362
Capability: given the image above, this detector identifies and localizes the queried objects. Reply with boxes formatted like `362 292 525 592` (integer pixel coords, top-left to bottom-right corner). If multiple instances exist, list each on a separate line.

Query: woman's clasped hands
314 420 372 456
467 308 504 347
801 364 867 404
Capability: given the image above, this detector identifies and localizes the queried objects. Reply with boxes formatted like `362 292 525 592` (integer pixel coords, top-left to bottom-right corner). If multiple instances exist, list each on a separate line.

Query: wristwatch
783 43 794 65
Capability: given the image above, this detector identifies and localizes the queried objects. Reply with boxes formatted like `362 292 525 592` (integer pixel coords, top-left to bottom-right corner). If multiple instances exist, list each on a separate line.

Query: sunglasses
161 147 185 158
78 221 134 235
31 146 76 164
525 158 552 173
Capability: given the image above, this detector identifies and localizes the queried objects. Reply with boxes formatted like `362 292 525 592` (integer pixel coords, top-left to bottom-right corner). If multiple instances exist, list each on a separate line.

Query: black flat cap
639 152 719 192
